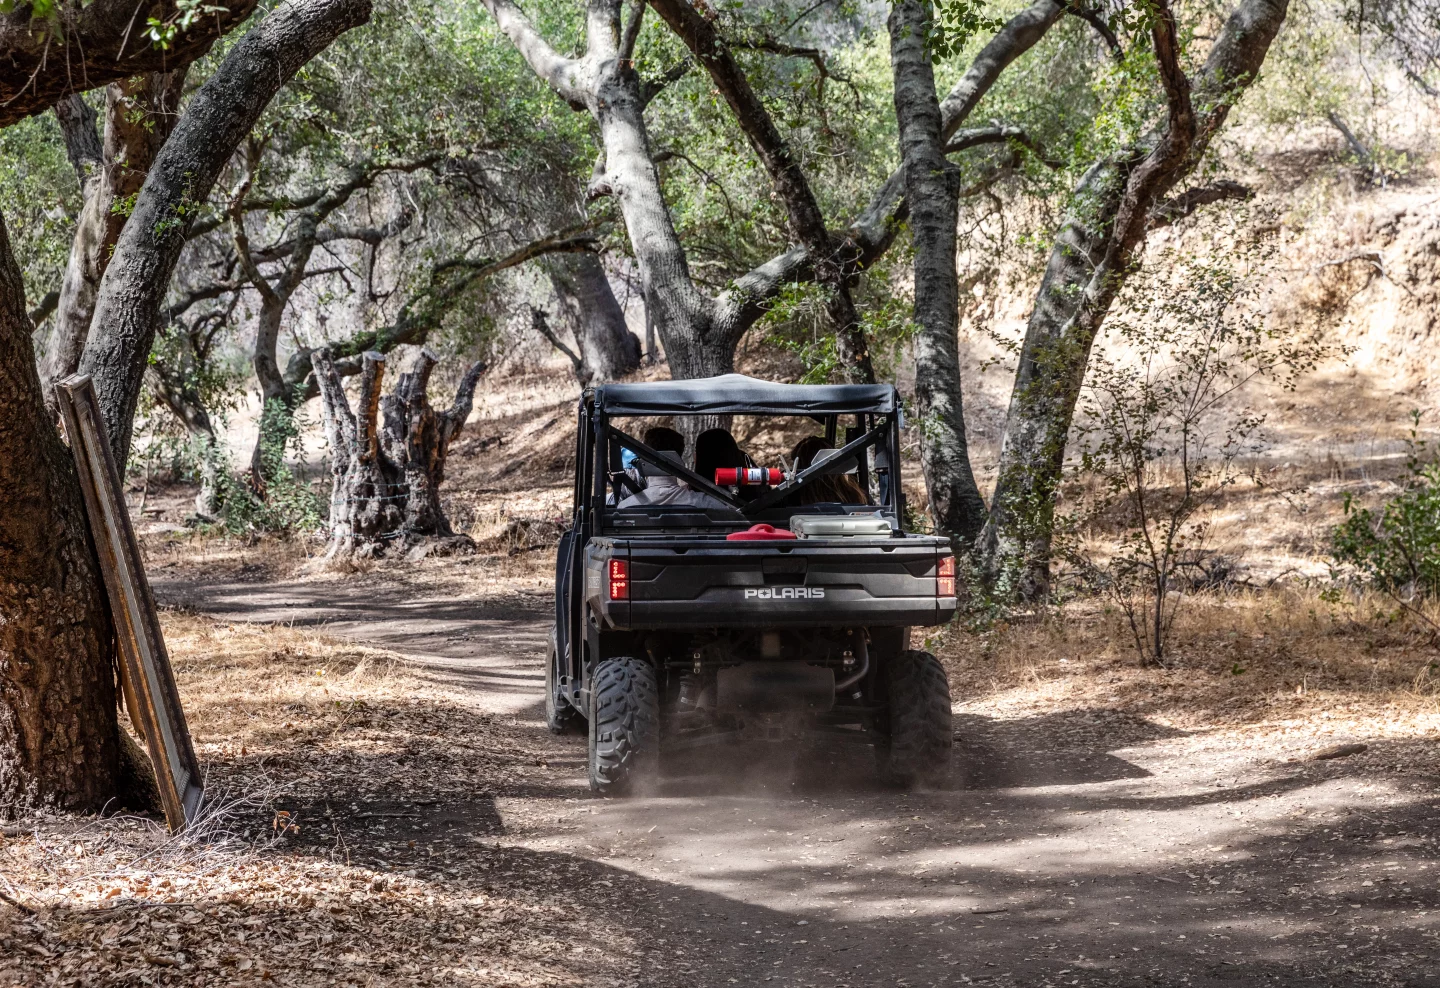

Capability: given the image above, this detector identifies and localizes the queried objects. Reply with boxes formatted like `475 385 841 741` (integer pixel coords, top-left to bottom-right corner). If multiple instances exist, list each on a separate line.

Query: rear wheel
545 630 582 735
588 656 660 794
876 649 953 787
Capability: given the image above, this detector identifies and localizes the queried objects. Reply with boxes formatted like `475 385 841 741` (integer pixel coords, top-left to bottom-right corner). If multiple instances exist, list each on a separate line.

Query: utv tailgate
586 537 955 629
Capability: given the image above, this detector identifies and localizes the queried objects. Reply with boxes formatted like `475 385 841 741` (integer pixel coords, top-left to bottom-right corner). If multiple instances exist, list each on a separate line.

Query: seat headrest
812 447 858 474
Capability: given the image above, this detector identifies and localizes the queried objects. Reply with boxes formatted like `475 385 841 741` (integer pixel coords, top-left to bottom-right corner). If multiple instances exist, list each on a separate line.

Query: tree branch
714 0 1065 331
619 0 646 62
639 56 692 105
284 228 600 399
186 152 443 240
945 124 1061 168
1148 179 1252 229
477 0 586 106
531 305 584 372
1063 0 1123 60
0 0 262 128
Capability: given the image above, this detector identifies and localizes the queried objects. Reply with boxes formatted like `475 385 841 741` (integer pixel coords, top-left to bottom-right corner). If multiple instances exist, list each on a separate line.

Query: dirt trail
155 575 1440 987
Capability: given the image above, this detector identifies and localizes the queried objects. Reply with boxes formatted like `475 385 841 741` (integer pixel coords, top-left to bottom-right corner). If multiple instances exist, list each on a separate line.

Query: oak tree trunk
977 0 1290 598
380 350 485 539
0 208 122 814
547 252 640 383
79 0 374 469
313 349 405 558
314 347 484 556
889 0 989 550
40 72 186 415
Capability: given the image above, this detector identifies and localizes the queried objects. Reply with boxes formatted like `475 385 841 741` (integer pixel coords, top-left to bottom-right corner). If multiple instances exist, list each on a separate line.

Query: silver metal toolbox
789 513 893 538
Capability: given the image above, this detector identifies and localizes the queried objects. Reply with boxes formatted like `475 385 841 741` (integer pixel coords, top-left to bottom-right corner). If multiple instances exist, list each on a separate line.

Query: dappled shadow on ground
151 574 1440 987
554 748 1440 987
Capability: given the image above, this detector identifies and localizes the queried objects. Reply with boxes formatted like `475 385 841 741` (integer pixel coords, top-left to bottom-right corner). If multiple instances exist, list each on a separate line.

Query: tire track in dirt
157 575 1440 988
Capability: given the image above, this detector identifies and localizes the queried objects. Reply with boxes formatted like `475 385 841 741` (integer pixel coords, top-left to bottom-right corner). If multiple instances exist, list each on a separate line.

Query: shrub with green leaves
214 400 324 536
1060 246 1339 665
1331 413 1440 600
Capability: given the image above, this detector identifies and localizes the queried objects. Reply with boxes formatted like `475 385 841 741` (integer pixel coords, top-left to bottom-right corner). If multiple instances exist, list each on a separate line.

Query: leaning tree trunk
0 208 123 813
40 72 185 416
548 253 640 383
977 0 1289 598
312 349 404 558
379 349 486 541
889 0 989 550
79 0 374 469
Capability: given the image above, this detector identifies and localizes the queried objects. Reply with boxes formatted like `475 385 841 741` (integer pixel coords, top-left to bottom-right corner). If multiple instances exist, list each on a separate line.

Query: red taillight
608 558 629 600
937 555 956 597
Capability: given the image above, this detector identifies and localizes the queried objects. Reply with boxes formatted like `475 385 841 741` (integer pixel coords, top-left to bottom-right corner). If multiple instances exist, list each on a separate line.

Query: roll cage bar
572 390 906 536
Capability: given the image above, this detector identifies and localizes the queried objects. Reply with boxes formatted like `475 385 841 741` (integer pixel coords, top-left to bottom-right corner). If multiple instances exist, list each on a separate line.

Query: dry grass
0 613 640 988
932 586 1440 777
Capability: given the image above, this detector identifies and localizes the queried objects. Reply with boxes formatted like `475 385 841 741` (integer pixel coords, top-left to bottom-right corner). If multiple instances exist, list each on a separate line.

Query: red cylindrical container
715 467 783 487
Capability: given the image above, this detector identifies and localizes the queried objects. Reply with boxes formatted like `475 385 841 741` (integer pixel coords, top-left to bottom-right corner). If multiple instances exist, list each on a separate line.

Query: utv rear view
546 374 957 793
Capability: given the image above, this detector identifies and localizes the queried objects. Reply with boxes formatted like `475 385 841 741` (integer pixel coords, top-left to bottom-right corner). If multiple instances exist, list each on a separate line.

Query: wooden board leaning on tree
56 374 203 831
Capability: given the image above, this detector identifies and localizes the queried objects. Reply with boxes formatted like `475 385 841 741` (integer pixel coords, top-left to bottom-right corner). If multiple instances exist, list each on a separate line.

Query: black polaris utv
546 374 957 793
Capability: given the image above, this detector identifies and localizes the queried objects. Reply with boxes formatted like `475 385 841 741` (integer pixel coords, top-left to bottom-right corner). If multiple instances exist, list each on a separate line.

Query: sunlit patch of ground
934 587 1440 776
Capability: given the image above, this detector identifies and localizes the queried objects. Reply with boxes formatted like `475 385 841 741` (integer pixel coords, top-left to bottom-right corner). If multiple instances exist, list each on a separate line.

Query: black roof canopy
594 374 897 416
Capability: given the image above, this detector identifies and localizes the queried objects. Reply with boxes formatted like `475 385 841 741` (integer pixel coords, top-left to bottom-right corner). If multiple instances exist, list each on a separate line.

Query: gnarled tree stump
380 348 486 539
312 346 483 558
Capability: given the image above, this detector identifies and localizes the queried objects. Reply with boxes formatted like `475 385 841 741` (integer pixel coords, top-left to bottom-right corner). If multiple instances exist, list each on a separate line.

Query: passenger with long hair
788 436 867 505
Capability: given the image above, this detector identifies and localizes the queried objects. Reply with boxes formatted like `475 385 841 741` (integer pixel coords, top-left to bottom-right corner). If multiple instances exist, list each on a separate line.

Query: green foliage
1331 412 1440 601
0 111 77 306
217 401 324 534
931 0 1005 62
761 252 916 383
146 0 226 49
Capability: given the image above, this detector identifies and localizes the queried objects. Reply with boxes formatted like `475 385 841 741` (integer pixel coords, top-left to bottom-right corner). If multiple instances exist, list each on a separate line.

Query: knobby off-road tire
545 629 583 736
588 657 660 794
877 649 953 787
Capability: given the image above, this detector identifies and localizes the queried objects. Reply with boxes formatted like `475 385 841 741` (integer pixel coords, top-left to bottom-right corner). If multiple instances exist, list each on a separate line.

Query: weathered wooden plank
56 374 203 831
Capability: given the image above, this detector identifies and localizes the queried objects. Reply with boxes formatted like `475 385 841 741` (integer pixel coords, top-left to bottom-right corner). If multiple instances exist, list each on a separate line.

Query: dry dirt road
155 574 1440 988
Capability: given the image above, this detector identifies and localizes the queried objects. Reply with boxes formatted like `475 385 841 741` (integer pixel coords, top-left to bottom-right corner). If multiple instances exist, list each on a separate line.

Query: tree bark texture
0 208 122 814
546 253 640 383
0 0 259 128
379 350 485 539
888 0 989 549
482 0 1061 382
313 348 482 555
978 0 1290 597
313 349 404 558
41 73 187 416
78 0 374 470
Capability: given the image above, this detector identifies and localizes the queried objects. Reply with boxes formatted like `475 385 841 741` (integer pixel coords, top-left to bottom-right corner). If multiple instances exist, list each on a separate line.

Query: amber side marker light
937 555 956 597
608 558 629 600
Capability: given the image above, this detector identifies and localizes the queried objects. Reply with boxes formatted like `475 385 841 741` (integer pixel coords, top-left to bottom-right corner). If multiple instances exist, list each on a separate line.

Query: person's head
695 428 745 481
643 426 684 456
790 435 831 471
799 444 867 505
639 450 684 488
